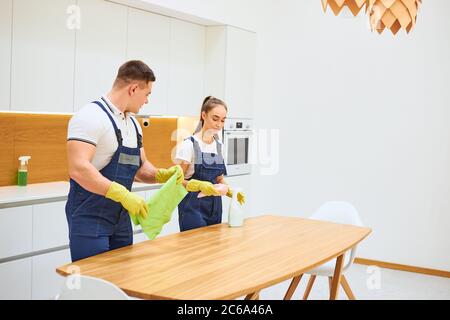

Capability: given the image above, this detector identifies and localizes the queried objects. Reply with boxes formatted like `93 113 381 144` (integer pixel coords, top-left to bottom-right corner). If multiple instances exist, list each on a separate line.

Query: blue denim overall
65 98 142 262
178 136 227 231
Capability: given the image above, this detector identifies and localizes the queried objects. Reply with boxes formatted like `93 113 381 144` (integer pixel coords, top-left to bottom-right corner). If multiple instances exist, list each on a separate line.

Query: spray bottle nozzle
18 156 31 165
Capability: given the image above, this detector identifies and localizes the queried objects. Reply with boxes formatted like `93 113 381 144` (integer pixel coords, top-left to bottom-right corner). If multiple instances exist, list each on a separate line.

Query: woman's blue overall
178 136 227 231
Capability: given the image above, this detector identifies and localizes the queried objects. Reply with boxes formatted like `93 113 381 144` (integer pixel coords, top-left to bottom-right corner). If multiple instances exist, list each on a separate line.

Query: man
66 60 183 262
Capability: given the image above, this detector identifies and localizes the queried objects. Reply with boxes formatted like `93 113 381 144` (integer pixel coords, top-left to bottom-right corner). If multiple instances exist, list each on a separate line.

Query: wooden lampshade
367 0 422 34
321 0 368 16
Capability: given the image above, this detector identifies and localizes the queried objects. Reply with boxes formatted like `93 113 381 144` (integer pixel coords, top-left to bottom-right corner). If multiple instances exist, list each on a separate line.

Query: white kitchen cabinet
11 0 75 112
127 8 170 116
133 232 148 244
32 202 69 251
0 182 161 300
205 26 256 119
205 26 227 101
0 258 32 300
0 0 12 111
32 249 71 300
0 206 33 259
225 27 256 119
73 0 128 111
145 189 157 200
167 19 205 117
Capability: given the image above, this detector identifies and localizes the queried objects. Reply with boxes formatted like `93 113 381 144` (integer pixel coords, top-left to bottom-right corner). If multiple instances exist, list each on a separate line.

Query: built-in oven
222 118 253 176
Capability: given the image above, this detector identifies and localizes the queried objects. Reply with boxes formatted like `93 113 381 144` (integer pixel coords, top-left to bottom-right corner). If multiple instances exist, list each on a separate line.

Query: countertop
0 181 162 209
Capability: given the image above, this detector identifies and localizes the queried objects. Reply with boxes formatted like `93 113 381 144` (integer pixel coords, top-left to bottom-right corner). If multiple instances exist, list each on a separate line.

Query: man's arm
67 140 112 195
134 148 158 184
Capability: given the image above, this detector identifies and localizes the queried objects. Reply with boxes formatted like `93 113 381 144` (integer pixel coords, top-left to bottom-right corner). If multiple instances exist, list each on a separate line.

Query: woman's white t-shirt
175 135 224 179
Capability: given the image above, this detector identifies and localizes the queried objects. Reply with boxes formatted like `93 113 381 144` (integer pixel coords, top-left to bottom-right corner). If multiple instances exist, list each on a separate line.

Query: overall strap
189 136 203 165
214 136 224 159
92 100 123 146
129 117 143 148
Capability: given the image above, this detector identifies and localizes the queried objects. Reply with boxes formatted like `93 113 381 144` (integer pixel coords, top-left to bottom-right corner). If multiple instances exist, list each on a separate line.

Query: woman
176 96 245 231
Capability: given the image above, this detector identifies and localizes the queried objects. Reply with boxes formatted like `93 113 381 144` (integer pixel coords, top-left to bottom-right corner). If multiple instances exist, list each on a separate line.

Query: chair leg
283 274 303 300
340 275 356 300
302 275 316 300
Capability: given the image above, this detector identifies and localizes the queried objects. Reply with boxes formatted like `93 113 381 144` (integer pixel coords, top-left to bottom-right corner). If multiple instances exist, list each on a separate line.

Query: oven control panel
224 118 253 131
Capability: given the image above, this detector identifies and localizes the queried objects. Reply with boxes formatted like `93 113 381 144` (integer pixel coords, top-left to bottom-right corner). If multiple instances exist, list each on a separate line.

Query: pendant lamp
367 0 422 34
321 0 368 16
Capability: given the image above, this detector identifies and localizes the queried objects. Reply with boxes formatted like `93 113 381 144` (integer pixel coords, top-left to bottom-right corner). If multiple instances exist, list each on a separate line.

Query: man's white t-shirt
175 135 224 179
67 96 143 171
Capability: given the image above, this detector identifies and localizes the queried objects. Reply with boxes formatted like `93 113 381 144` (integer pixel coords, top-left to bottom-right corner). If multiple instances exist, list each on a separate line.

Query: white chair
284 201 364 300
55 275 131 300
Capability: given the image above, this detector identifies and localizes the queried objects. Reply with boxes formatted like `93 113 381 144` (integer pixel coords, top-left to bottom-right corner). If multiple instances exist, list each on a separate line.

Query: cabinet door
74 0 128 111
225 27 256 119
204 26 227 100
11 0 75 112
0 0 12 110
0 206 33 259
0 258 32 300
32 249 71 300
167 19 205 117
127 8 170 116
33 202 69 251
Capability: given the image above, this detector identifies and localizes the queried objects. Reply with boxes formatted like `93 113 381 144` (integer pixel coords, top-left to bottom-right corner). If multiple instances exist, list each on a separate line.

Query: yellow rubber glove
155 165 184 184
186 179 220 196
226 187 246 206
105 182 148 219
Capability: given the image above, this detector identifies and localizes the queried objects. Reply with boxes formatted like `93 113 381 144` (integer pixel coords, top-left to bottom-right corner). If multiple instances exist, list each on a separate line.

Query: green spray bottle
18 156 31 186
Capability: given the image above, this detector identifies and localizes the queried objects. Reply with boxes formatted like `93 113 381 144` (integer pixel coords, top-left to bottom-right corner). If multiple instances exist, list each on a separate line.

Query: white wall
249 0 450 271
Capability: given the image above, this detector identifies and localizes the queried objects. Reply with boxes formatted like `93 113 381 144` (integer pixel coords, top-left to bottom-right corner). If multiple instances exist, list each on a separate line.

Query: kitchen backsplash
0 112 179 187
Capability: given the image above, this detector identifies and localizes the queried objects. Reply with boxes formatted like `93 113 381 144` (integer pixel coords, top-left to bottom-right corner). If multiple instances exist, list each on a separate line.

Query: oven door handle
224 131 253 135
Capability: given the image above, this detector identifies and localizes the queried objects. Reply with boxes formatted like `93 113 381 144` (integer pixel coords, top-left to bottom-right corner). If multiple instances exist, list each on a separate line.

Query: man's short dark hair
114 60 155 87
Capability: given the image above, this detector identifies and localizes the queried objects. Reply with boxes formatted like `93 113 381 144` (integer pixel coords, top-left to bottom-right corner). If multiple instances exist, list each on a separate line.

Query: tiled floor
256 264 450 300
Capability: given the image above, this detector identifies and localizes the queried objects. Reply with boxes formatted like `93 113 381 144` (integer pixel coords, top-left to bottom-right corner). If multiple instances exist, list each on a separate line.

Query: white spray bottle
228 187 244 227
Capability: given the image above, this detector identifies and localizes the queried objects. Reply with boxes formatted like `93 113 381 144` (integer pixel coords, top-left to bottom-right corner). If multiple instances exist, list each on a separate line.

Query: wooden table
56 215 371 300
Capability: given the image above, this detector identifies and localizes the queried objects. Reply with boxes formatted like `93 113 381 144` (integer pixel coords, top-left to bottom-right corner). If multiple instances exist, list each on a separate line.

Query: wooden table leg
245 291 260 300
284 274 303 300
329 254 344 300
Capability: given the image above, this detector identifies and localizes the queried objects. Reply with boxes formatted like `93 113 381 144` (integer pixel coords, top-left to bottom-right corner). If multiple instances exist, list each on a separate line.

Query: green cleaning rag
130 174 188 240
